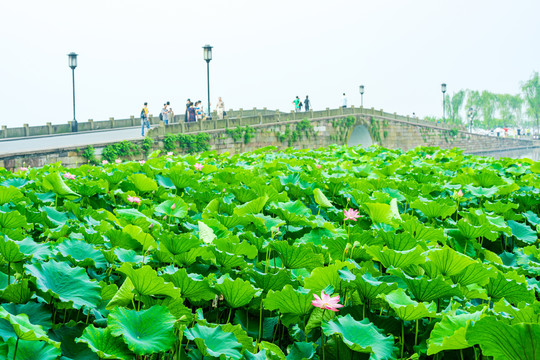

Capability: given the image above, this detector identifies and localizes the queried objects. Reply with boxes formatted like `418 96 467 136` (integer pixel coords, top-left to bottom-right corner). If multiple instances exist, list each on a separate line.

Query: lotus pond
0 145 539 360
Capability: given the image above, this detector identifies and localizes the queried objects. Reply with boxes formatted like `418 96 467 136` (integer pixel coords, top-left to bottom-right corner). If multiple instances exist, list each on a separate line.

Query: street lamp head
441 83 447 94
203 44 213 62
68 52 78 70
359 85 364 95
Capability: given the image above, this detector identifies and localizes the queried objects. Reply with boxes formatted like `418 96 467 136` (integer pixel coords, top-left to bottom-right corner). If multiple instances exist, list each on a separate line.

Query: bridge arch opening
347 125 373 148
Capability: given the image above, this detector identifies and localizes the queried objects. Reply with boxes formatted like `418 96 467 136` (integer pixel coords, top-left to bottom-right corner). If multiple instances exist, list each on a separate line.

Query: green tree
521 71 540 133
444 90 466 125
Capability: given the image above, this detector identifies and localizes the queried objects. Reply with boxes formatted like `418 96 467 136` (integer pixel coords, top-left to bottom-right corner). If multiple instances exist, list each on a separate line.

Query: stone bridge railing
0 106 457 140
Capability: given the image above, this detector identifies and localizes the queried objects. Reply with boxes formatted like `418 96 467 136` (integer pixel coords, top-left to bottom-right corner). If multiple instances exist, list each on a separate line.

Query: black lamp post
68 52 78 132
441 83 447 123
359 85 365 107
203 45 213 120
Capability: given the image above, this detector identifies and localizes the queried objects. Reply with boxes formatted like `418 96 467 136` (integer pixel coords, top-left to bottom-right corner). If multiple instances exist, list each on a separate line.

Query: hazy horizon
1 0 539 128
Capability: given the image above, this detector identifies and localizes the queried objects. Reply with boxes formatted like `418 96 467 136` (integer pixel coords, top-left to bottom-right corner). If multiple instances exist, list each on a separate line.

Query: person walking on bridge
161 103 169 125
293 96 301 112
304 96 310 111
141 102 150 136
342 93 347 108
216 97 225 119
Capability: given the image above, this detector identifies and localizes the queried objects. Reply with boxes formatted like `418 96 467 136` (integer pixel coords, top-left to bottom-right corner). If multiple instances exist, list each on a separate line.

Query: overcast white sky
1 0 539 128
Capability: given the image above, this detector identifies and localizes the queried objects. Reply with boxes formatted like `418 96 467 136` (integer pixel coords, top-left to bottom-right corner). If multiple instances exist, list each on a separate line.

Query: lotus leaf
25 261 101 309
108 306 176 355
379 288 438 321
264 285 313 316
213 276 258 308
184 324 243 360
76 325 133 360
117 263 180 298
322 314 395 360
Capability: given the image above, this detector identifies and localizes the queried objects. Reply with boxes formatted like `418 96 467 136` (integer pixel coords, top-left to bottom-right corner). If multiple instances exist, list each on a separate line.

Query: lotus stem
13 337 19 360
257 298 263 345
460 349 464 360
415 319 419 346
401 322 405 359
321 309 326 360
7 262 10 285
227 307 232 324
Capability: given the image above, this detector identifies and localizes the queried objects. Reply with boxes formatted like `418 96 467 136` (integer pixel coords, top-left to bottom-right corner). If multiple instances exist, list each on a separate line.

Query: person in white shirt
342 93 347 108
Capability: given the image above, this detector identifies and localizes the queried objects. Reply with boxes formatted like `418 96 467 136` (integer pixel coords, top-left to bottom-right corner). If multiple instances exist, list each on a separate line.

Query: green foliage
276 119 315 145
163 133 210 154
79 146 98 165
102 140 141 162
226 126 256 144
0 145 539 359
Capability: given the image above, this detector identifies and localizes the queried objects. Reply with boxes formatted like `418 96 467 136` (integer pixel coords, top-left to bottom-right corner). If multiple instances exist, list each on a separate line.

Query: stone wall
0 109 537 171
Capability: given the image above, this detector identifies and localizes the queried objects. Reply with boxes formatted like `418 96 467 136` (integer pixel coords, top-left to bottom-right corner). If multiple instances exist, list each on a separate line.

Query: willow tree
521 72 540 134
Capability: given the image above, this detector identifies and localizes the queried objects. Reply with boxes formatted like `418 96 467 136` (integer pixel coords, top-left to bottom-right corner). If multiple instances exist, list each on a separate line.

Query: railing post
88 119 94 130
130 116 135 126
46 122 52 135
1 126 6 138
23 124 29 137
276 109 280 122
109 117 115 128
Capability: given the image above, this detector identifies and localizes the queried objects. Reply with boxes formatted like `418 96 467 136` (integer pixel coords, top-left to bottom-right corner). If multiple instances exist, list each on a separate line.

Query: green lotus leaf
363 202 395 225
508 220 538 245
117 263 180 298
76 325 133 360
0 279 33 303
352 273 399 302
530 161 540 174
214 276 258 308
155 174 175 189
427 311 483 355
451 262 493 286
129 173 158 193
427 246 475 277
377 231 417 251
314 188 333 208
56 239 106 268
286 342 317 360
185 324 243 359
167 168 196 189
457 219 488 240
162 268 216 302
159 232 201 255
271 241 324 270
6 338 61 360
0 186 23 205
0 210 28 229
268 201 311 225
106 278 135 310
0 235 26 263
379 288 438 321
211 246 248 269
220 323 256 353
258 341 287 360
249 269 294 293
198 221 216 244
484 200 518 214
25 260 101 309
231 187 258 203
322 314 395 360
465 184 499 198
396 272 462 302
305 307 336 334
233 195 269 216
466 317 540 360
368 246 425 269
41 206 69 227
411 197 456 219
42 172 80 199
0 307 58 346
154 197 188 218
485 272 534 305
264 285 313 316
303 264 343 294
214 236 257 259
523 211 540 227
108 306 176 355
114 208 160 227
493 300 540 324
122 224 157 252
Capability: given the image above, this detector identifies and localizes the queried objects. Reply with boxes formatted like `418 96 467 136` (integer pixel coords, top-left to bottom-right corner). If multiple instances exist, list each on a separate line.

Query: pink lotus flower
457 189 463 197
102 160 109 165
344 208 360 221
171 203 176 210
312 291 344 312
139 160 146 165
115 159 122 164
194 163 204 171
316 164 321 169
167 152 173 156
127 196 141 204
63 172 76 180
426 154 432 159
18 167 29 172
518 163 522 167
